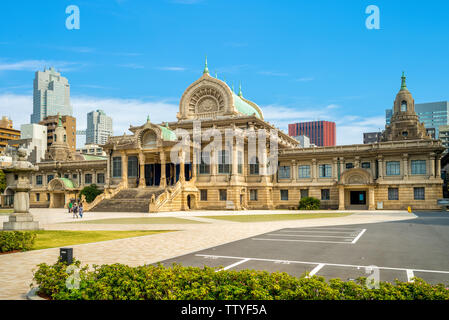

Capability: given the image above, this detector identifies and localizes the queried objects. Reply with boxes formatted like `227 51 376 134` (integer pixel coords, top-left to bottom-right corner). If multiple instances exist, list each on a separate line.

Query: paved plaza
0 209 422 299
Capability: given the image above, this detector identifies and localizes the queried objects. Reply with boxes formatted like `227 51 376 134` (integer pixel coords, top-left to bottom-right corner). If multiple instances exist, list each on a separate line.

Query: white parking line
252 238 352 244
284 227 361 231
278 230 357 234
406 269 415 282
267 233 355 238
308 263 325 277
351 229 367 244
196 254 449 275
216 258 250 272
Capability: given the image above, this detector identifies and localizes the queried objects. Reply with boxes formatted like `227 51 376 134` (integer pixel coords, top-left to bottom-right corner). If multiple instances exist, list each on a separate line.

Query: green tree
0 170 6 193
299 197 321 210
79 184 103 203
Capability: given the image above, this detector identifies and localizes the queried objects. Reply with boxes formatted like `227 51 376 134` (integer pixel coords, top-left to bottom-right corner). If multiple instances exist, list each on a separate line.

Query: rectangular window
250 189 258 201
85 174 92 184
321 189 330 200
346 163 354 169
249 157 259 175
411 160 426 175
386 161 400 175
47 193 50 201
199 151 210 174
200 189 207 201
388 188 399 200
112 157 122 178
47 175 54 183
219 189 227 201
36 193 40 202
279 166 291 179
237 151 243 174
128 156 138 178
218 150 230 174
319 164 332 178
72 174 77 180
300 189 309 199
280 190 289 201
361 162 371 169
414 187 425 200
36 175 43 185
298 165 310 178
97 173 105 184
64 174 69 179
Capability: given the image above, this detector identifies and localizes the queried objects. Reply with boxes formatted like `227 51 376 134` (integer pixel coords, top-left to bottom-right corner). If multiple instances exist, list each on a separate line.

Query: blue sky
0 0 448 146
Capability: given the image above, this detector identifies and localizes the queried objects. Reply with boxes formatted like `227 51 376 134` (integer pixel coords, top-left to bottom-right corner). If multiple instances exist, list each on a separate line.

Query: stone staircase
90 188 165 212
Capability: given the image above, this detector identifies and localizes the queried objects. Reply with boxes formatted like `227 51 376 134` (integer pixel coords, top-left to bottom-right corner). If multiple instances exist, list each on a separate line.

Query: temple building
5 61 443 212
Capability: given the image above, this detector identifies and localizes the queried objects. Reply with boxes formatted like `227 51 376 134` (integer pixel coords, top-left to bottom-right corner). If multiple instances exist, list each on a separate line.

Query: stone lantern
3 148 40 230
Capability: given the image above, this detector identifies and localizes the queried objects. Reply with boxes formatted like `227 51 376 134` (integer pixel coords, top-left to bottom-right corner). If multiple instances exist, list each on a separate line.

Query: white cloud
295 77 314 82
0 93 385 147
118 63 144 69
156 67 186 71
0 59 80 72
258 71 289 77
0 93 179 147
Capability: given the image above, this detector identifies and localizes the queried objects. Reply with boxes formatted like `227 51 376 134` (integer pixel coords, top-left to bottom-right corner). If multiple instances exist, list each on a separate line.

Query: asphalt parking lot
158 211 449 285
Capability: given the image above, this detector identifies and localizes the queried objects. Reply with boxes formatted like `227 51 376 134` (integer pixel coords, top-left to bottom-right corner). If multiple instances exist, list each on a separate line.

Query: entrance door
350 191 366 205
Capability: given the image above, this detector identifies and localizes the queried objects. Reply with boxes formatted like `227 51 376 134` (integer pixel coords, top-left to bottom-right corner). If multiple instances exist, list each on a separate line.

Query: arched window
401 100 407 112
142 131 157 149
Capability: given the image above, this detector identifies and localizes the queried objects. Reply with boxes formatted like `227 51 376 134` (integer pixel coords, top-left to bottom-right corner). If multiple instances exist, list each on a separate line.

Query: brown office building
39 115 76 152
0 116 20 154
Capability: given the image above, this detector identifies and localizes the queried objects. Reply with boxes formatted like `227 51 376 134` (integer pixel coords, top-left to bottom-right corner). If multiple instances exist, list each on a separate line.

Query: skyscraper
31 67 72 123
86 109 113 145
288 121 336 146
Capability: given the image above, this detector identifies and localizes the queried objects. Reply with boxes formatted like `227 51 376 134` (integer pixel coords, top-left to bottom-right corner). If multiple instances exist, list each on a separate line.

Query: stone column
139 152 145 188
191 147 197 181
430 153 436 178
210 149 217 182
368 186 375 210
339 157 345 176
332 157 338 181
377 156 383 179
106 154 111 186
436 155 441 178
160 151 167 187
402 153 408 179
312 159 317 182
291 160 297 182
179 150 185 183
338 186 345 210
121 152 128 187
231 142 239 183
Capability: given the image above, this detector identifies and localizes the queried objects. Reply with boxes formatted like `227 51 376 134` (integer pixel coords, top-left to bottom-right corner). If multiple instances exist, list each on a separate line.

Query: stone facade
6 68 443 212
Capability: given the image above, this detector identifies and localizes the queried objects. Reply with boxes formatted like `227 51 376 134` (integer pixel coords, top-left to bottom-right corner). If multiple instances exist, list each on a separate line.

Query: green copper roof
82 155 107 161
203 56 209 75
158 125 178 141
400 71 407 91
59 177 75 189
232 92 261 119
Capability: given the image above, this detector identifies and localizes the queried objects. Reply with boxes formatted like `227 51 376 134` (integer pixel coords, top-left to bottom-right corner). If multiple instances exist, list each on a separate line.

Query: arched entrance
186 194 197 210
338 168 375 210
47 178 75 208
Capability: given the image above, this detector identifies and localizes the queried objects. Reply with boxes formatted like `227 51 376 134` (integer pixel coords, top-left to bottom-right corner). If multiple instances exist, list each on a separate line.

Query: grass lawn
0 209 13 215
202 212 353 222
75 217 205 224
31 230 174 250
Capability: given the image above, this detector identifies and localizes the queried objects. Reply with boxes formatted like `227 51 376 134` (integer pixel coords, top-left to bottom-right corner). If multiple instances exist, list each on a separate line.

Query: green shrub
0 231 36 253
79 184 103 203
31 259 449 300
299 197 320 210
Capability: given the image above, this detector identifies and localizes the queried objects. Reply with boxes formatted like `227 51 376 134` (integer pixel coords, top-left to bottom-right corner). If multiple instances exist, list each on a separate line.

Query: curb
26 287 46 300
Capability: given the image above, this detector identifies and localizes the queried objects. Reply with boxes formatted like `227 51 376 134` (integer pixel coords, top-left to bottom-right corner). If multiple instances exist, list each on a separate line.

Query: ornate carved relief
189 86 225 116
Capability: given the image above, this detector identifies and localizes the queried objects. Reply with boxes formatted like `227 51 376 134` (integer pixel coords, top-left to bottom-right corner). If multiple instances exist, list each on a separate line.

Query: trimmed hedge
0 231 36 253
299 197 321 210
31 259 449 300
79 184 103 203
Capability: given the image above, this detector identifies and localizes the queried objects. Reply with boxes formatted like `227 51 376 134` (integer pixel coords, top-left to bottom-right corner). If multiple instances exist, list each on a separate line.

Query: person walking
72 203 79 219
79 202 84 218
68 201 73 214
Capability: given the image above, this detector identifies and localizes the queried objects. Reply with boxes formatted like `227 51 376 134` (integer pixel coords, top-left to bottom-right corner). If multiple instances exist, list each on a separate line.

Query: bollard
407 206 412 213
60 248 73 265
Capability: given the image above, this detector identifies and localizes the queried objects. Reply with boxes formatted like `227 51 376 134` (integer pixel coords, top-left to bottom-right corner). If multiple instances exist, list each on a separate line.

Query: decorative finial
214 70 218 78
147 115 150 122
203 55 209 75
57 113 62 127
238 81 243 97
401 71 407 90
231 83 235 92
